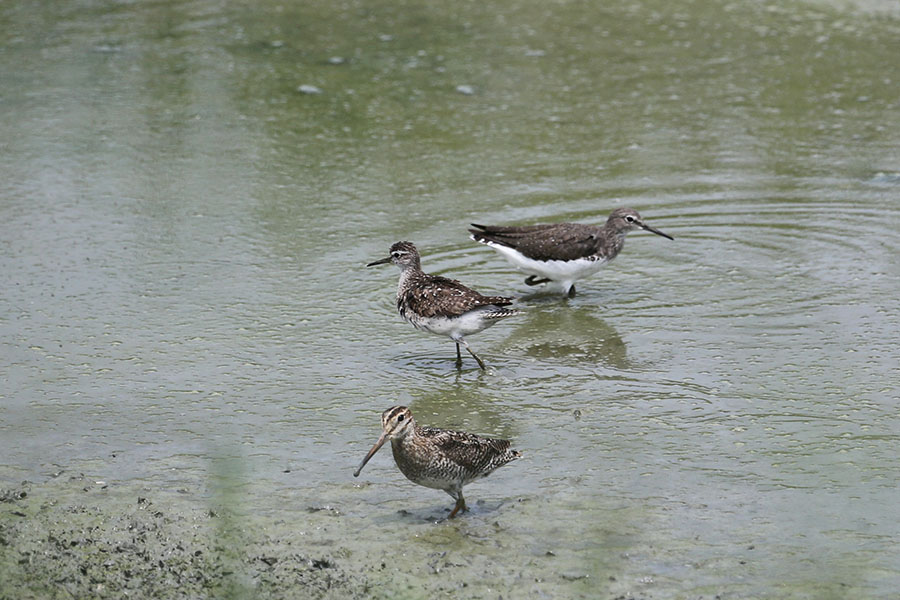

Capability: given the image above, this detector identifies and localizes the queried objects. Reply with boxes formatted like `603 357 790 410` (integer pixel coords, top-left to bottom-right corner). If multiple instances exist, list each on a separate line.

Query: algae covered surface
0 469 639 600
3 448 680 600
0 474 370 600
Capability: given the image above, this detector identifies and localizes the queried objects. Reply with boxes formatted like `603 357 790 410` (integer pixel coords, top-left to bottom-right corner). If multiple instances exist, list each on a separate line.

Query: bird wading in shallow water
469 207 673 297
353 406 522 518
367 241 521 370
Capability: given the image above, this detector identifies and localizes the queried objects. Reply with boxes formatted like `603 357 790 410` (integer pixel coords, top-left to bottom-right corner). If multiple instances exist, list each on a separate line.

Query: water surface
2 0 899 597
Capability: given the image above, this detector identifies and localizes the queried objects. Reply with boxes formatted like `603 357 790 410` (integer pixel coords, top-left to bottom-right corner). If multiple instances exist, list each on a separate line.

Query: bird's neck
390 425 419 450
397 265 422 296
589 226 625 258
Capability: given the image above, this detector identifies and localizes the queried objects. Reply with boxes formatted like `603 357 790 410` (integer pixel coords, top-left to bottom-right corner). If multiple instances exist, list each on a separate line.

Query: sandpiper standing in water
469 207 673 297
367 241 520 370
354 406 522 518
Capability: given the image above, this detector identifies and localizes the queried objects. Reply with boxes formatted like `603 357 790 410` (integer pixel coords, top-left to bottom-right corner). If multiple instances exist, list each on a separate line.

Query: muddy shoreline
0 473 373 600
2 472 633 600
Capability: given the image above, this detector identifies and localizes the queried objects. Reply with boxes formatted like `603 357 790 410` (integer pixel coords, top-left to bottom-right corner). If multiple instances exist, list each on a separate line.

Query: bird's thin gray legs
458 339 486 370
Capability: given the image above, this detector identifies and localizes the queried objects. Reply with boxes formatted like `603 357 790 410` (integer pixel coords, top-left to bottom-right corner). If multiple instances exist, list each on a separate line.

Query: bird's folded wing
403 275 512 318
471 223 599 261
425 428 514 469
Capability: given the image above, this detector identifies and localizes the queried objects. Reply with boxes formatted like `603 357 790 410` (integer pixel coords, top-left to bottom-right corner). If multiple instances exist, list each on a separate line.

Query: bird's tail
484 307 522 320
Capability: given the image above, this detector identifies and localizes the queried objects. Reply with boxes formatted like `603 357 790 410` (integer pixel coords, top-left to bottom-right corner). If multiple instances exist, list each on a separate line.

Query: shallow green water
2 0 900 597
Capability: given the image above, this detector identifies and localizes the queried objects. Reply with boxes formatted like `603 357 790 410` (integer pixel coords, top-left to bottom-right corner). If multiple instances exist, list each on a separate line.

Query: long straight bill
642 223 674 240
353 431 389 477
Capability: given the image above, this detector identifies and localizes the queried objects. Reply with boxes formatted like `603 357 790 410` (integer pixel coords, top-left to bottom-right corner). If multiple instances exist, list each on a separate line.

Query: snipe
354 406 521 518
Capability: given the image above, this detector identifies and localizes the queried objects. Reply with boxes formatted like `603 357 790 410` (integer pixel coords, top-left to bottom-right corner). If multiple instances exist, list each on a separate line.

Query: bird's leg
459 339 486 370
567 284 577 298
525 275 551 286
455 343 462 367
448 492 467 518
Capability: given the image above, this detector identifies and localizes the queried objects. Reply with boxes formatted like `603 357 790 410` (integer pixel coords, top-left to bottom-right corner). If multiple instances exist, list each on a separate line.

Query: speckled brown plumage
354 406 521 518
397 270 514 319
368 241 520 370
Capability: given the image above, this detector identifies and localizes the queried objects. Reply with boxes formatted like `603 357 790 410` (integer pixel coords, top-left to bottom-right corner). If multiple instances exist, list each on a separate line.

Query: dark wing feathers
470 223 553 235
423 427 519 473
403 273 513 319
470 222 602 261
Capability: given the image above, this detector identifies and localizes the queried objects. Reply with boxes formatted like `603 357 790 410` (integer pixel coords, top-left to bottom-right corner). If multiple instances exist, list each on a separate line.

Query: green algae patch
0 475 369 600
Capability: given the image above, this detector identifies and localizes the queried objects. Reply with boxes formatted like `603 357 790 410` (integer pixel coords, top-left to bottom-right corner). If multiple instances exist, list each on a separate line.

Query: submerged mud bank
0 471 647 600
0 474 370 600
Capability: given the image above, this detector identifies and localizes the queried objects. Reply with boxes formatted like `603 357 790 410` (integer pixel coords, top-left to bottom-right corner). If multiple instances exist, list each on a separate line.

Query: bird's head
367 241 421 269
607 207 673 240
353 406 415 477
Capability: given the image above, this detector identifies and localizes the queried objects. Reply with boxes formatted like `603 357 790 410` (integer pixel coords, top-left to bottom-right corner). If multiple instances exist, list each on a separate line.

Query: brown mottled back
399 271 514 319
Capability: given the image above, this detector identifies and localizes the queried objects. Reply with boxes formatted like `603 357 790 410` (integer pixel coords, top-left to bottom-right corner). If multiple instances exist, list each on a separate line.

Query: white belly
485 242 609 287
403 306 498 340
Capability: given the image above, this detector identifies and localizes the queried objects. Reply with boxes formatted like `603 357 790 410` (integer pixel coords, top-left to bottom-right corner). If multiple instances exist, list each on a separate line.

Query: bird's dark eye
397 414 405 422
392 252 400 258
625 215 635 223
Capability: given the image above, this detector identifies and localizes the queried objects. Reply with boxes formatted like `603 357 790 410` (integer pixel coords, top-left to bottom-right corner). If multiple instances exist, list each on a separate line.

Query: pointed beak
353 430 389 477
641 223 674 240
366 256 392 267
